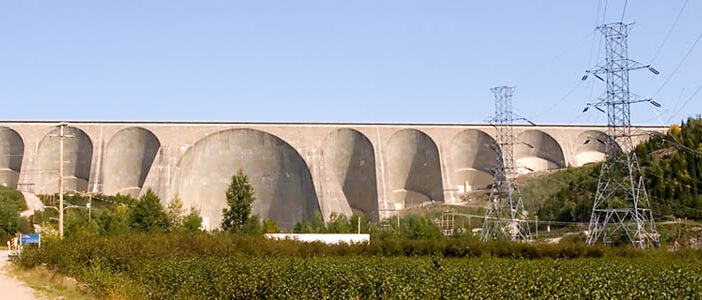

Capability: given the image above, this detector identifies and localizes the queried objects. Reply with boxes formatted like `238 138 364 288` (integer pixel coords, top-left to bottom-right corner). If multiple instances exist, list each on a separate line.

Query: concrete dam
0 121 664 229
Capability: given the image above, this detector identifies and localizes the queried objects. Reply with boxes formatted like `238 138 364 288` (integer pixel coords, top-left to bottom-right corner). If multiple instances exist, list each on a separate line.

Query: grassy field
13 233 702 299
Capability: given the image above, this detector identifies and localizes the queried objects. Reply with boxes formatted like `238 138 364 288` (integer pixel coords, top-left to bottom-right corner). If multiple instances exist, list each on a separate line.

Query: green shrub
0 201 20 241
0 185 26 210
128 189 169 233
97 204 131 236
180 208 203 232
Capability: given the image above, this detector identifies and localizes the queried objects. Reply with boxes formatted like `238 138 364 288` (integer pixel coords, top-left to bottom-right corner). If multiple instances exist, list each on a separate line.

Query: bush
0 185 26 211
128 189 169 233
97 204 131 236
0 201 20 241
180 208 203 232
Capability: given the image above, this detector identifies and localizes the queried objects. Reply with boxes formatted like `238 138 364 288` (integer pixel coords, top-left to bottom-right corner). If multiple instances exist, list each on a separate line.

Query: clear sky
1 1 700 125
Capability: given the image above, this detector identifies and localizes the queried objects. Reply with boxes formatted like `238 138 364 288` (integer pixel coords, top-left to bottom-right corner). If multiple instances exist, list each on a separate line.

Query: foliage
39 192 137 209
0 185 26 210
180 208 203 232
0 186 26 242
16 233 702 299
522 165 600 222
292 211 326 233
114 256 702 299
97 204 131 236
262 219 279 233
293 212 397 237
221 170 256 233
128 189 169 233
166 194 203 232
63 209 98 237
523 116 702 221
636 116 702 219
167 193 186 228
0 201 21 241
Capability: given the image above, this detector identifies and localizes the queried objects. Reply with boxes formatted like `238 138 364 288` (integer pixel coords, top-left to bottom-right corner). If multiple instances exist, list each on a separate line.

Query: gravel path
0 250 38 300
20 192 44 218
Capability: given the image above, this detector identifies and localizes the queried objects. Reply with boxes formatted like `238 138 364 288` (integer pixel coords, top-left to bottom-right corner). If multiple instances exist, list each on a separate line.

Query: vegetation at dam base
16 233 702 299
0 186 31 242
523 116 702 222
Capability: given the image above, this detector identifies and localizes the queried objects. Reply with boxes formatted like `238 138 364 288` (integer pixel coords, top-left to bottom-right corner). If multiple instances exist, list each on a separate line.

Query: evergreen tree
221 169 257 233
129 189 169 232
182 208 203 232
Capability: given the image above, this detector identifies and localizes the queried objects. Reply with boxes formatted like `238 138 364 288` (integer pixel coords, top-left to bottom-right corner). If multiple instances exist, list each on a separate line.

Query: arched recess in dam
322 128 378 221
36 127 93 194
449 129 500 192
0 127 24 188
174 128 320 230
102 127 160 197
514 130 566 173
386 129 443 209
573 130 616 166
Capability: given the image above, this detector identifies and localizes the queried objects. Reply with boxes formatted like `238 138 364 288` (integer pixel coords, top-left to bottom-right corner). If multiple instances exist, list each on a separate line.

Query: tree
167 193 186 228
221 169 257 233
98 203 131 236
0 201 20 240
262 219 280 233
181 208 203 232
129 189 169 232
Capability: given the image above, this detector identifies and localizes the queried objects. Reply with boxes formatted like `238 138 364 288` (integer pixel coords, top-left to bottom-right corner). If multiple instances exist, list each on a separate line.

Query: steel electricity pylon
481 86 532 242
582 22 661 248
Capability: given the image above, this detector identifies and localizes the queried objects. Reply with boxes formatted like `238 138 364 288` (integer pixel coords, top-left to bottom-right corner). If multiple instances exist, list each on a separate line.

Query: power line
620 0 628 22
587 0 604 66
668 83 702 123
534 81 584 120
654 30 702 99
651 0 691 63
602 0 609 23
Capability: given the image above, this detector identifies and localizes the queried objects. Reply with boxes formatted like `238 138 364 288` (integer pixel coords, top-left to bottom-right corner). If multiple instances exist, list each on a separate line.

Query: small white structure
264 233 370 244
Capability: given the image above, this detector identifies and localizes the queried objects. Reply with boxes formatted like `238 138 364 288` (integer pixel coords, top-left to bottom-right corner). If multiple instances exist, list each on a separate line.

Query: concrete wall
0 121 665 229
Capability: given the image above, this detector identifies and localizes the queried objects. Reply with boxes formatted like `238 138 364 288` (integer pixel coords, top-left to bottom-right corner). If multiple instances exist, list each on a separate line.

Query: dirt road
0 250 37 300
20 192 44 218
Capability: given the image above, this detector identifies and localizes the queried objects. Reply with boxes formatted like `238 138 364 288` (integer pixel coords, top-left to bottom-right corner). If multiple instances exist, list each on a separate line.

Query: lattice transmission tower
582 22 661 248
481 86 532 241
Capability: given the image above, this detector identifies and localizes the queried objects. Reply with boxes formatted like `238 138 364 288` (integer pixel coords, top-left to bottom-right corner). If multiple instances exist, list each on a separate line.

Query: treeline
0 186 32 242
35 189 203 238
524 116 702 222
637 117 702 218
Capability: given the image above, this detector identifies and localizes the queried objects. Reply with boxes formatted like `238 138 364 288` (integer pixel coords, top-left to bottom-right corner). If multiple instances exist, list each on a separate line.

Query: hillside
522 116 702 222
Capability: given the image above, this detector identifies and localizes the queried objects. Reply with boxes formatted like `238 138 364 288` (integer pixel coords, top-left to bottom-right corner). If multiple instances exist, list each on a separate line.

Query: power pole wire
654 31 702 99
668 84 702 124
650 0 691 63
620 0 628 22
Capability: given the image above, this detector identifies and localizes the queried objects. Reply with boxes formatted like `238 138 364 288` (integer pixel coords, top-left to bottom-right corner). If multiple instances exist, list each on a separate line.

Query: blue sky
1 1 700 125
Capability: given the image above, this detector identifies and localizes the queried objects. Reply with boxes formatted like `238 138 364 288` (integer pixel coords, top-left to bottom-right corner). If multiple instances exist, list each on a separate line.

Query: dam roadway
0 121 665 229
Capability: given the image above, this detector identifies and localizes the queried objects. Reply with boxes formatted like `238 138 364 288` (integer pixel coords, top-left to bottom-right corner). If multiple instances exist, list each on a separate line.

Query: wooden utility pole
88 194 92 222
58 123 65 239
53 122 73 240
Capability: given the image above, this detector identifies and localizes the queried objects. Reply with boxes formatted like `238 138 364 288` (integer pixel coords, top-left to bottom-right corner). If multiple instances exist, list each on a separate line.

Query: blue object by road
20 234 41 245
